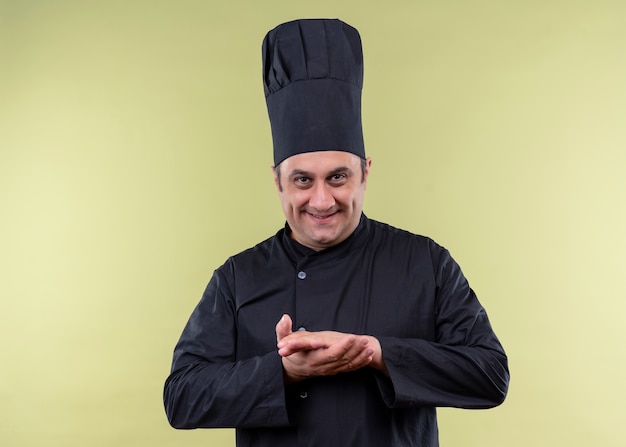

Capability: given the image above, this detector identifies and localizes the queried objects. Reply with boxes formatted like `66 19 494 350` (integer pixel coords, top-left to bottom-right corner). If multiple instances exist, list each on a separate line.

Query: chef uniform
164 18 509 447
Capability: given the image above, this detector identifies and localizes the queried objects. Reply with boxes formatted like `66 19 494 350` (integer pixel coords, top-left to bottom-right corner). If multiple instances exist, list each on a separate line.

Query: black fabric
262 19 365 165
163 215 509 447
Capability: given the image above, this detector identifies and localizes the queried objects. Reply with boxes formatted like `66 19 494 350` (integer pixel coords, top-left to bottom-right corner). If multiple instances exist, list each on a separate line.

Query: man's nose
308 182 335 210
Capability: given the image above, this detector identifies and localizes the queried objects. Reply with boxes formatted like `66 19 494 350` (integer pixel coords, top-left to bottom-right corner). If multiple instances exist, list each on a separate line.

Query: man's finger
309 334 361 366
275 314 293 342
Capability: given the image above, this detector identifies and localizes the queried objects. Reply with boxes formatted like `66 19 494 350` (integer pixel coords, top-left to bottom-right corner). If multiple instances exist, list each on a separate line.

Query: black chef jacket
164 215 509 447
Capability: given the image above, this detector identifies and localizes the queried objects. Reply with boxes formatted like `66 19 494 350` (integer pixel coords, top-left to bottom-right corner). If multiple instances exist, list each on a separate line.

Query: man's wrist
365 336 388 375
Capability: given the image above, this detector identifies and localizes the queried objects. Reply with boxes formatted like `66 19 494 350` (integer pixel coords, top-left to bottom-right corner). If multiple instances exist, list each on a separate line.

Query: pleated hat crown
262 19 365 166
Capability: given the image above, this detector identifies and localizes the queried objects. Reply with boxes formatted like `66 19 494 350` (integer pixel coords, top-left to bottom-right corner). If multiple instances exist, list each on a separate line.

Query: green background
2 1 625 445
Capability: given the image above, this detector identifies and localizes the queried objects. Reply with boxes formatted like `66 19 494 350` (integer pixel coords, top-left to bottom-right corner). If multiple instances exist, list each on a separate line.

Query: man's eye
295 177 310 184
330 174 347 183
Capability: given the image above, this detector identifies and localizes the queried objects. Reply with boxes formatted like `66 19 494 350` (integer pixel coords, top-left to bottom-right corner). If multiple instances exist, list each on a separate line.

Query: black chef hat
262 19 365 166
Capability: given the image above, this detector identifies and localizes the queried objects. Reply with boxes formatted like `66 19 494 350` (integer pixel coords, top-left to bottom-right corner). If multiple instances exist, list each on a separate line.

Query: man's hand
274 314 386 384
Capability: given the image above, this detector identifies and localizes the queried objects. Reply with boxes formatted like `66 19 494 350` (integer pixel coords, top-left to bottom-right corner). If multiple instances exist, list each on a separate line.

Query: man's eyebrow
287 167 353 178
327 166 352 177
288 169 312 178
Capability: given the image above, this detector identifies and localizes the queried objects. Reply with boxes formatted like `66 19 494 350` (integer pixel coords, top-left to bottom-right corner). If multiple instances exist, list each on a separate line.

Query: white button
300 391 308 399
297 326 306 331
297 271 307 279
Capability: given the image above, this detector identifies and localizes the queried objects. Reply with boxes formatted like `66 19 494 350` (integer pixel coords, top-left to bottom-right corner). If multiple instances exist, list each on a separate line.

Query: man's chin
309 229 344 248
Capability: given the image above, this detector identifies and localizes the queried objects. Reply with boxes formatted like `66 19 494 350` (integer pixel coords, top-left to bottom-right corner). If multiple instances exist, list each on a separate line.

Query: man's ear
363 157 372 185
271 165 282 192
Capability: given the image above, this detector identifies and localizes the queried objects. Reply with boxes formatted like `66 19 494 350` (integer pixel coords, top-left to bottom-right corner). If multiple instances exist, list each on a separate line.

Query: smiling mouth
306 211 338 221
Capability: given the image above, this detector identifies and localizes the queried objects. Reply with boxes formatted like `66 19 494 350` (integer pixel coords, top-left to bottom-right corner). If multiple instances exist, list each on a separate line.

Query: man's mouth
306 211 338 222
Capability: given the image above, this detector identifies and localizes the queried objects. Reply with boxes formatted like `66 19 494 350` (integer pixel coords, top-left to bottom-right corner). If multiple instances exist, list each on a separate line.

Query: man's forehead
281 151 360 170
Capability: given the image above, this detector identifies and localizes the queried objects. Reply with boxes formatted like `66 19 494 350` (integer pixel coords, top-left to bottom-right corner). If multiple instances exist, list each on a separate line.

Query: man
164 18 509 446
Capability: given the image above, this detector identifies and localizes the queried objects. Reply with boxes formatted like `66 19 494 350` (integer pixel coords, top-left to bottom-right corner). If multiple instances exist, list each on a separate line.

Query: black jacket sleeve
163 267 291 429
375 244 509 409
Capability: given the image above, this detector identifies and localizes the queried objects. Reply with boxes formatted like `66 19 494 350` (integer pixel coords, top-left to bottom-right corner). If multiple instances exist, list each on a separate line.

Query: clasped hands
275 314 386 384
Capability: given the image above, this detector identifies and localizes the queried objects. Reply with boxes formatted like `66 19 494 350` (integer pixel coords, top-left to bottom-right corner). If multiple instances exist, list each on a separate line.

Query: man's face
273 151 371 251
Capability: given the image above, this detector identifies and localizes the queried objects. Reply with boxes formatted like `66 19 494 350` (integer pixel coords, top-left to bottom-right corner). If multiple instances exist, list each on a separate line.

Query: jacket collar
281 213 370 265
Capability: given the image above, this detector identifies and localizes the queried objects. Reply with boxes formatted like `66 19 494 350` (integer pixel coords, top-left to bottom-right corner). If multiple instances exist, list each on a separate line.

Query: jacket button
297 271 307 279
300 391 308 399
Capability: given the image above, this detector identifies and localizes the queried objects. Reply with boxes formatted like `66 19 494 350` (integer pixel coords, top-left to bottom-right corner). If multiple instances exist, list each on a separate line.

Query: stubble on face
273 151 370 251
